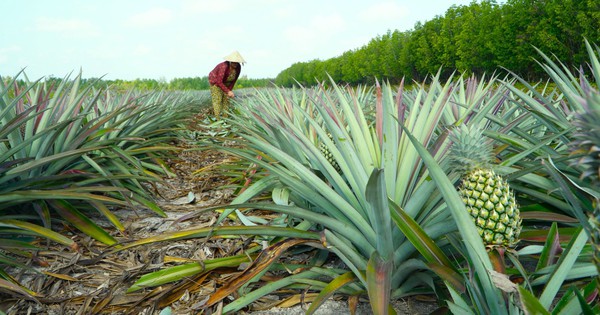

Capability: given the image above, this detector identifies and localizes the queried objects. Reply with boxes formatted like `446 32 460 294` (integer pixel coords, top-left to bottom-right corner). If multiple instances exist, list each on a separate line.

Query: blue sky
1 0 476 80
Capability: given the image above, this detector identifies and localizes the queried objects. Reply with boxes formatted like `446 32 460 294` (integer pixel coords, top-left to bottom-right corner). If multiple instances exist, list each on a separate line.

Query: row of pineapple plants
0 71 208 299
3 41 597 313
112 41 600 314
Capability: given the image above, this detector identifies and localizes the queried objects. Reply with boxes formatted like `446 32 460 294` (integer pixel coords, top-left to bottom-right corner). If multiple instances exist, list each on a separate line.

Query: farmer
208 51 246 119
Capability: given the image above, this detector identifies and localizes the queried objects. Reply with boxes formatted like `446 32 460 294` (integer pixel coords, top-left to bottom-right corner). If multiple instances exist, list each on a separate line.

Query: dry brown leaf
157 273 211 308
42 271 80 281
204 238 315 308
348 295 359 315
489 269 518 293
275 293 319 308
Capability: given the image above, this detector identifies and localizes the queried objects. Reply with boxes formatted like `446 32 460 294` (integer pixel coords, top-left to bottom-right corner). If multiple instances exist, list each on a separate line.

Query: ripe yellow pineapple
449 124 522 248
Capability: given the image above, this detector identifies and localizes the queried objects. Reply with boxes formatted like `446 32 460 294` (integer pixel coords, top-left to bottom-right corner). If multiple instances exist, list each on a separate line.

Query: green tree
274 0 598 86
454 1 499 75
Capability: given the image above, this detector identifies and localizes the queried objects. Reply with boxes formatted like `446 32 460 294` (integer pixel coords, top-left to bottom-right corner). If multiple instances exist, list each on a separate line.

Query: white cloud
180 0 234 15
132 44 153 57
283 26 314 44
361 1 408 22
126 7 174 28
34 17 98 36
283 14 346 54
0 45 21 64
271 3 295 19
311 14 345 35
192 25 247 55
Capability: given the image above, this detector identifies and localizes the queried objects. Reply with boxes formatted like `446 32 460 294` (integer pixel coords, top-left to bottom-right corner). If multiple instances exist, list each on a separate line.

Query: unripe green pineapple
319 132 341 174
568 94 600 274
449 125 522 248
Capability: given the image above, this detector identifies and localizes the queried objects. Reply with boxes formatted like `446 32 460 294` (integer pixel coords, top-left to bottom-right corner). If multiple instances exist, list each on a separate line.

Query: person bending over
208 50 246 119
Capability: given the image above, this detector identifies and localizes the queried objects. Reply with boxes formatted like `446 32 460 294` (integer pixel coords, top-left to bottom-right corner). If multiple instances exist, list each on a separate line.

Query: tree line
81 76 272 92
7 0 597 90
273 0 600 86
2 74 272 92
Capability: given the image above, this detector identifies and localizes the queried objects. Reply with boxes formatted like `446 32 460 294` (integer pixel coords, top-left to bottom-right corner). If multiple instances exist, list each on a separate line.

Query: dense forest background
29 0 600 90
275 0 599 86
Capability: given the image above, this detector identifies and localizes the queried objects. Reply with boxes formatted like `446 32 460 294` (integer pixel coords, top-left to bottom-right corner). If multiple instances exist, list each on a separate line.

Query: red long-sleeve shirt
208 61 241 93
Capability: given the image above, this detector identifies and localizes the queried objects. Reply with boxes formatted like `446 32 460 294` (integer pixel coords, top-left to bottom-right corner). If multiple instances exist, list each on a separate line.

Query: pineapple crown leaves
569 93 600 184
449 124 495 174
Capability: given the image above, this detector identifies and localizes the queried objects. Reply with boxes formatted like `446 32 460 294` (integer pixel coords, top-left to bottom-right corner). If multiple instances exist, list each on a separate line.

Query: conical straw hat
223 51 246 64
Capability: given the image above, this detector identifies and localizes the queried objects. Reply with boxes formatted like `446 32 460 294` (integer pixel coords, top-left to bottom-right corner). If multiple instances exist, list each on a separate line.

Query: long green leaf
306 272 357 315
47 199 117 246
0 219 75 248
536 222 561 271
388 201 462 292
366 250 393 315
111 224 321 253
365 168 393 261
222 269 323 314
5 147 106 175
0 278 39 302
127 255 251 292
518 286 551 315
539 227 589 308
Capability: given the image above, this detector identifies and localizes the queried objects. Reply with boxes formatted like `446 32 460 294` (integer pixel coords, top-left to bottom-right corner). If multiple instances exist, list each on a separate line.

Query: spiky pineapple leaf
127 254 252 293
518 286 551 315
0 219 76 248
47 199 117 246
306 272 357 315
538 227 589 309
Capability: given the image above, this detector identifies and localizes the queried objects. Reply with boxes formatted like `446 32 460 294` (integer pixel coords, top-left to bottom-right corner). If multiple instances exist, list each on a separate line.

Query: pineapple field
1 43 599 314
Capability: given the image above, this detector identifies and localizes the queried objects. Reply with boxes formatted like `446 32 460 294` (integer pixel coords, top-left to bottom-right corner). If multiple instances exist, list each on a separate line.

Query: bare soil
0 110 440 314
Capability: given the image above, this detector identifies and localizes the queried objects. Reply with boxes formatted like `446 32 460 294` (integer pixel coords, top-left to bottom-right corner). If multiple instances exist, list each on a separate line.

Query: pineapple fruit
319 132 342 174
449 124 522 248
569 93 600 275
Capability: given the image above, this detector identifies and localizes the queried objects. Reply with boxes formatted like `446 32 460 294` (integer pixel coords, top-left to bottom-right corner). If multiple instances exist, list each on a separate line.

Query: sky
1 0 476 81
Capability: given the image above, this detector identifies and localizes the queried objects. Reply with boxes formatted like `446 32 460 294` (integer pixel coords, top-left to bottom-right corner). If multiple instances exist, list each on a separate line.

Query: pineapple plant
449 124 522 248
569 93 600 275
